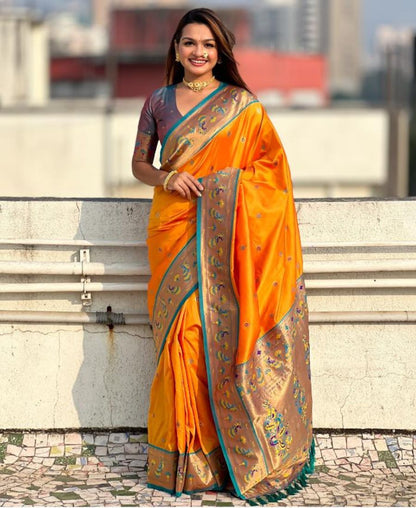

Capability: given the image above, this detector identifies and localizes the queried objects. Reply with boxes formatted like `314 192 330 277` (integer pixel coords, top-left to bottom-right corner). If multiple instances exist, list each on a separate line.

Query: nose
194 43 206 57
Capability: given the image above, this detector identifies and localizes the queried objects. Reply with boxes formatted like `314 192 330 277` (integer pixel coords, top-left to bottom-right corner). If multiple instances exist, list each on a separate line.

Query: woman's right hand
166 171 204 201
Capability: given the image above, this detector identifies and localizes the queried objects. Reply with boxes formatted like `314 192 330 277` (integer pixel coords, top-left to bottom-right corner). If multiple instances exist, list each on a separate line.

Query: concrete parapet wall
0 198 415 430
0 107 387 198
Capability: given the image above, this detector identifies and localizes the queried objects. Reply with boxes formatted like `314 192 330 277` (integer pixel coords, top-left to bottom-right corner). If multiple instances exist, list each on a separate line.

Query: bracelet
163 170 178 192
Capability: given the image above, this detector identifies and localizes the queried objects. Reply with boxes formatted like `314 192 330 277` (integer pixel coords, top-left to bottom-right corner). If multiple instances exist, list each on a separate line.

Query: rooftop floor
0 431 415 506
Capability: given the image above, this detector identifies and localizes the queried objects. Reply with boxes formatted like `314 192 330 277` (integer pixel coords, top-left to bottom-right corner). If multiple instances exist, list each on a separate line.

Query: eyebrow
180 36 215 42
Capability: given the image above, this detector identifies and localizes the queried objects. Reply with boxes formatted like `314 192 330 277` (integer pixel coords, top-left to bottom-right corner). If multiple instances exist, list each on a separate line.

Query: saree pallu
146 84 314 502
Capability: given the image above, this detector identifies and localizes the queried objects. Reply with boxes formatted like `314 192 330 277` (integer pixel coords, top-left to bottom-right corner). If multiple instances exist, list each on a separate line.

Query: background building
252 0 297 52
296 0 321 54
49 6 327 105
321 0 362 98
91 0 191 29
375 25 414 108
295 0 362 99
0 8 49 107
43 0 364 101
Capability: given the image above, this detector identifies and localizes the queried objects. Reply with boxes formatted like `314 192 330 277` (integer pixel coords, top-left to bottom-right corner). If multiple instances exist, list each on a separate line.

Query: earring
175 53 180 62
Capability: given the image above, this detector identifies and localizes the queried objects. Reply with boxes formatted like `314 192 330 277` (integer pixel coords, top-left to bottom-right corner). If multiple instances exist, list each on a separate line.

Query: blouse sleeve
133 94 158 164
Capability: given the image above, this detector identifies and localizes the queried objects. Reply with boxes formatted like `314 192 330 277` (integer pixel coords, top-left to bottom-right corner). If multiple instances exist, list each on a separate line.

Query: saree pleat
146 85 313 500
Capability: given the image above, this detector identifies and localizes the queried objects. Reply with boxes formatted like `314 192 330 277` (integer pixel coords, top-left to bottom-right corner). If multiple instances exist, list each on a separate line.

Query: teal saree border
196 169 243 498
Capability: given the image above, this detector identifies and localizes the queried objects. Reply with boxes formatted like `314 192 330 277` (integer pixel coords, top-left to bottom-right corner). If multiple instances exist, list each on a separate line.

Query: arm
132 92 203 200
132 160 167 188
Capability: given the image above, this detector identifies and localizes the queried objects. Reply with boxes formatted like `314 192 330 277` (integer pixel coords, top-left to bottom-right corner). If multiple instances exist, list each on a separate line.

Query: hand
166 171 204 201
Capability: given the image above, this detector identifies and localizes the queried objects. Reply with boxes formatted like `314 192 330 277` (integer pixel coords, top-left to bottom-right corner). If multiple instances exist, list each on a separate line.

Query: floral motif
263 401 292 459
303 333 311 380
133 131 155 162
198 115 208 133
293 376 309 427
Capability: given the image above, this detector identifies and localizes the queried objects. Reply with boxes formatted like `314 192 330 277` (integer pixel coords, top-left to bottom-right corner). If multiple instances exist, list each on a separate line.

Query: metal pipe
0 310 149 325
1 259 416 277
0 239 147 247
304 258 416 273
2 239 416 249
307 279 416 289
0 310 415 325
0 282 148 293
309 311 416 323
302 241 416 248
0 261 149 276
1 278 416 293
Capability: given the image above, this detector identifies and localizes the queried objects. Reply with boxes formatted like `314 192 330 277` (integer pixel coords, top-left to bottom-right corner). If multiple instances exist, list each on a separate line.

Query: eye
183 41 194 46
205 43 215 48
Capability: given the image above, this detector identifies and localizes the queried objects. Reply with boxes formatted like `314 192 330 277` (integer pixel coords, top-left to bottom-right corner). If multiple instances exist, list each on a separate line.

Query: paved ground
0 431 415 507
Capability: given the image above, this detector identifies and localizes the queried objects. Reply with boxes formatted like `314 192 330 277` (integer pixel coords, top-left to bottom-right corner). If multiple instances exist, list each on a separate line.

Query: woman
132 8 314 504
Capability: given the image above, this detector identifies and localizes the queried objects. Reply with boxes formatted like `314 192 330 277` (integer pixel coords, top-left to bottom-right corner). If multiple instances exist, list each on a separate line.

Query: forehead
180 22 215 41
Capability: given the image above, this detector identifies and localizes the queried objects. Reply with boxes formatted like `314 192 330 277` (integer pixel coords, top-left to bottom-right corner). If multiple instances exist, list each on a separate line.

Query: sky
363 0 416 55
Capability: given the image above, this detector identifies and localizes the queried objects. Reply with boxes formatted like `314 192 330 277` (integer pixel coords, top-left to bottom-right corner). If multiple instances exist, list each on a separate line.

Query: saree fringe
247 440 316 505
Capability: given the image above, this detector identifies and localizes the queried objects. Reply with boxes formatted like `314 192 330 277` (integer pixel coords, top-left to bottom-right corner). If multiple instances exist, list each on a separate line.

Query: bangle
163 170 178 192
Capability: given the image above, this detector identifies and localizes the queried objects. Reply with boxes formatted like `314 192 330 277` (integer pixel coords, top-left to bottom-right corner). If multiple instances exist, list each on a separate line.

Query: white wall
0 106 388 199
0 113 106 197
270 109 388 185
0 198 415 430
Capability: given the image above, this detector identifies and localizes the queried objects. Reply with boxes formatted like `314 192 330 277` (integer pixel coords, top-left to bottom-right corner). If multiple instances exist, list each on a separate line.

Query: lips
189 59 207 66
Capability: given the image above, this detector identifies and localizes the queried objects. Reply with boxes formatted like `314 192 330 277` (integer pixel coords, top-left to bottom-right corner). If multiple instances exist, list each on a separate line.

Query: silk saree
135 83 314 503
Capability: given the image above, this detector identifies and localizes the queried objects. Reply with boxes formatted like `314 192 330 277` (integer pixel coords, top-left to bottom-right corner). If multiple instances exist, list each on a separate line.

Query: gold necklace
183 75 215 93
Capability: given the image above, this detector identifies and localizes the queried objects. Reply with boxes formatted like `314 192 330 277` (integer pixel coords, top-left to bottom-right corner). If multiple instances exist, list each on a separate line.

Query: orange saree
136 83 314 503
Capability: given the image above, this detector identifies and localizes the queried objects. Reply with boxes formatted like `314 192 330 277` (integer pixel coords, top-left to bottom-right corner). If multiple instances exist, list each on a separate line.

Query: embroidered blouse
133 85 182 164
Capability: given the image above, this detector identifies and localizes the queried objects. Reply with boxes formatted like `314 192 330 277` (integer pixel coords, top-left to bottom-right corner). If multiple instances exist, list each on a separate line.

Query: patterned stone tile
363 439 375 451
332 436 347 449
374 439 388 451
109 434 129 445
0 432 415 506
82 434 95 445
64 434 83 446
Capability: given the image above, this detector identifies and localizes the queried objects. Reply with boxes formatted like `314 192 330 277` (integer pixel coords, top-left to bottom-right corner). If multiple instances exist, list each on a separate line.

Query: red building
50 7 327 105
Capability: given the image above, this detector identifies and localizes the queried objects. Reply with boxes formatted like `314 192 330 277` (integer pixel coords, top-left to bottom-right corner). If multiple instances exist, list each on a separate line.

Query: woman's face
175 23 219 81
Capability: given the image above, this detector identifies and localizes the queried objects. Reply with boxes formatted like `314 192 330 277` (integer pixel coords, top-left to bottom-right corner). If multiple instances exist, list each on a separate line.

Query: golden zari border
151 235 198 360
197 170 313 499
197 169 264 497
147 445 228 494
237 278 313 499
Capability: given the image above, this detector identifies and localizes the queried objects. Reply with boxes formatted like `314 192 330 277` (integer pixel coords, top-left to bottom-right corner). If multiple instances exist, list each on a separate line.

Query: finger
190 183 203 197
182 172 204 192
181 175 203 196
176 179 192 200
184 180 202 199
183 183 192 201
188 176 204 192
171 174 200 200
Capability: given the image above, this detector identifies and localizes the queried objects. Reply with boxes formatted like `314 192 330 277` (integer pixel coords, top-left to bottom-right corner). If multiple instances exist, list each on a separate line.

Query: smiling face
175 23 219 82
